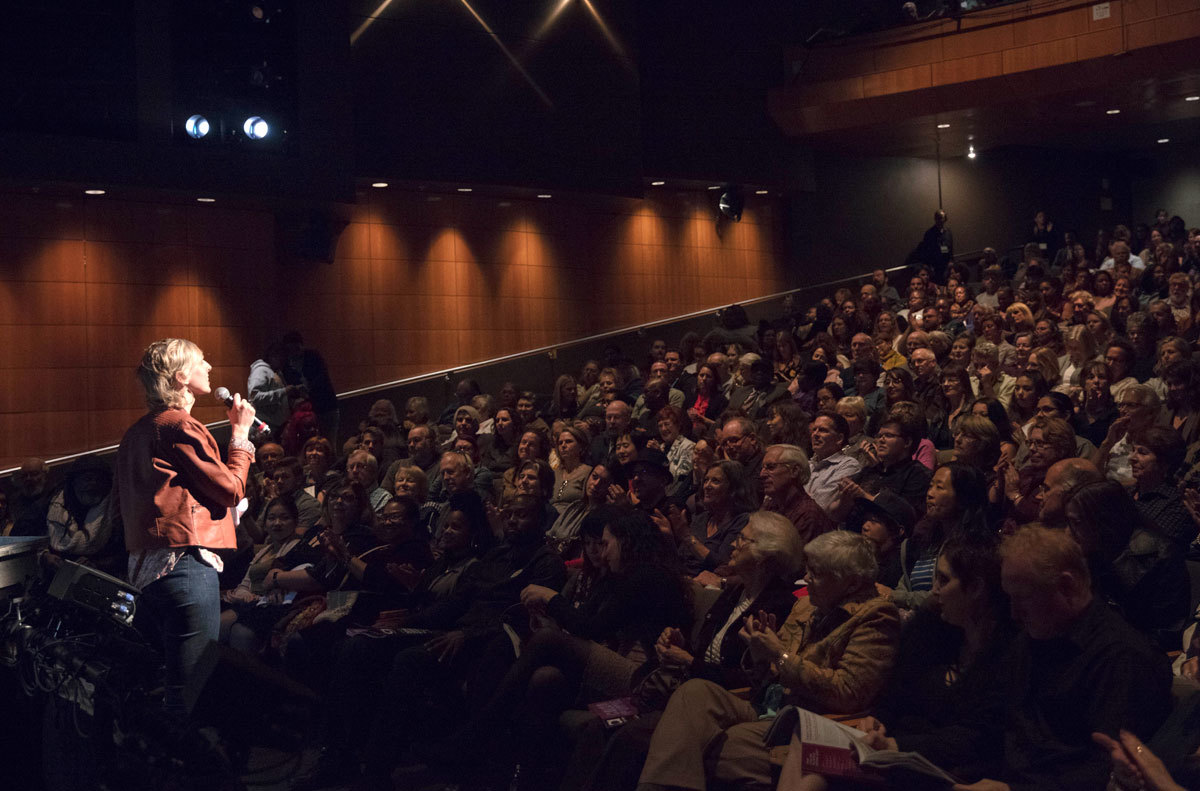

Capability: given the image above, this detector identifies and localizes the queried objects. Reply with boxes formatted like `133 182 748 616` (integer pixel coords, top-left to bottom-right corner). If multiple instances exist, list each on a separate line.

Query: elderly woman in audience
636 531 900 791
1066 480 1190 650
1129 427 1198 548
652 405 695 497
890 462 989 612
794 532 1015 791
578 511 804 791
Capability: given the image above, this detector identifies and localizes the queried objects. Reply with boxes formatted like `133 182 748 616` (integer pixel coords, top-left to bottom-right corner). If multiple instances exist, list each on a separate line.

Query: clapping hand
520 584 557 613
739 609 785 665
1093 730 1186 791
655 627 693 667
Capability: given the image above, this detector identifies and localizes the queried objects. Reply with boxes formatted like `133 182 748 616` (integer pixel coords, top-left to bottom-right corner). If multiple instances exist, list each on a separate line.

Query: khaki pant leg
639 679 761 791
711 718 776 790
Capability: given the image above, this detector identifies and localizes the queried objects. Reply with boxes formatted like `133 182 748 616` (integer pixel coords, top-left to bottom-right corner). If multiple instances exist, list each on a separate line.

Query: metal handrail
0 264 909 477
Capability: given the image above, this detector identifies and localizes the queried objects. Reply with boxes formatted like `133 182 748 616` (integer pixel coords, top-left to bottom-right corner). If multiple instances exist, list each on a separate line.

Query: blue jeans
140 550 220 715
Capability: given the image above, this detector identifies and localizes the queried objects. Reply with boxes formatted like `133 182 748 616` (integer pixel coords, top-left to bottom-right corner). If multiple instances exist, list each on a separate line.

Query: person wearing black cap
853 489 916 589
623 446 673 517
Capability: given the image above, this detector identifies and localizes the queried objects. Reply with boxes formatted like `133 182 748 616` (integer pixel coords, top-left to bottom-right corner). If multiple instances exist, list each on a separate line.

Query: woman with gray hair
578 511 804 790
636 528 900 791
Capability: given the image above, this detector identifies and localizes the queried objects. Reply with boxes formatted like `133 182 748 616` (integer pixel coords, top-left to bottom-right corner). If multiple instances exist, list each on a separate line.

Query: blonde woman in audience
1005 302 1035 335
1093 384 1162 487
1026 346 1062 391
1056 324 1099 396
551 425 592 515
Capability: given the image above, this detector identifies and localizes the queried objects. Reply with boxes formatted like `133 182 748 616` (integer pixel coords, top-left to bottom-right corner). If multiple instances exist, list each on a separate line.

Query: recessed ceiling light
1186 96 1200 102
536 194 552 199
1106 108 1121 115
707 185 721 190
84 189 106 195
650 180 665 186
371 182 388 188
755 190 769 195
456 187 473 193
196 197 216 203
1158 138 1170 144
937 123 950 129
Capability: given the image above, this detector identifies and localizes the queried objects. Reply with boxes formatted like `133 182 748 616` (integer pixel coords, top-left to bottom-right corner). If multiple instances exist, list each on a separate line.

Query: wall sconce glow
937 123 950 129
536 194 552 199
1186 96 1200 102
1157 138 1170 144
755 190 769 195
243 116 269 139
1105 109 1121 115
967 146 977 160
185 114 210 139
196 197 216 203
707 185 721 190
84 189 106 195
456 187 473 193
650 180 665 186
371 182 388 188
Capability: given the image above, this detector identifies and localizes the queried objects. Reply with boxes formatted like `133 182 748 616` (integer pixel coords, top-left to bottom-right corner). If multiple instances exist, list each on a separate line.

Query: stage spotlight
718 187 743 222
243 116 269 140
185 115 211 139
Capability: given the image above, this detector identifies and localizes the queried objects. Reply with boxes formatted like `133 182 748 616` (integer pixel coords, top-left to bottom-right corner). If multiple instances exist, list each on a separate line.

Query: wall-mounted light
1157 138 1170 144
456 187 473 193
197 197 216 203
185 114 211 139
937 123 950 129
1105 109 1121 115
967 146 977 160
650 180 665 186
243 116 269 139
371 182 388 188
84 189 106 195
536 194 552 199
755 190 769 195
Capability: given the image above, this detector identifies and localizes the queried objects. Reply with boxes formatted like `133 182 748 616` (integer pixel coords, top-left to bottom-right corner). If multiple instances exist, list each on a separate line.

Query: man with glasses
719 416 765 500
832 412 931 526
756 444 833 547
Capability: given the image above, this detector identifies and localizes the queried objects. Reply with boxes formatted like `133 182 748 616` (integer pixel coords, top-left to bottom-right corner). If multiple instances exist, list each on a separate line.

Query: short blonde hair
136 338 203 409
392 464 429 502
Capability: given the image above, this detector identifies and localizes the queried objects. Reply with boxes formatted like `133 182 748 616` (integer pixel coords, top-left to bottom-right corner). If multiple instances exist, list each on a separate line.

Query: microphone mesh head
215 387 232 403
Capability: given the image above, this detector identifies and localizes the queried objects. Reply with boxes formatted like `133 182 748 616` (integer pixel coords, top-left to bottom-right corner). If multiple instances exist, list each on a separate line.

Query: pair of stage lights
185 114 270 140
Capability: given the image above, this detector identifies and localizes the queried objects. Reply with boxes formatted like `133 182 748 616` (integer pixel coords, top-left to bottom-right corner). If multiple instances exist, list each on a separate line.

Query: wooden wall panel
0 188 786 468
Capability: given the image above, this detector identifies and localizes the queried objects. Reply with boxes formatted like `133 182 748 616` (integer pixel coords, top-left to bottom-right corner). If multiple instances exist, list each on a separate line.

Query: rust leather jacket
117 407 252 553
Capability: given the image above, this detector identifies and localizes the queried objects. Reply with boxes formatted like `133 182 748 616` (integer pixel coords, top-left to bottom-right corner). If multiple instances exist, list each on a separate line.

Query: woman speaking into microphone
117 338 257 715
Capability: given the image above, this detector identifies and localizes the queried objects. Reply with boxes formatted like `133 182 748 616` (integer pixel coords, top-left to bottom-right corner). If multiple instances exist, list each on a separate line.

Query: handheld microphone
214 387 271 436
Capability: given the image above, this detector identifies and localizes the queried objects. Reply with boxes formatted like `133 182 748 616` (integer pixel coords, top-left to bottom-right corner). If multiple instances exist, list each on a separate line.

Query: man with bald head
1037 458 1102 527
590 399 632 464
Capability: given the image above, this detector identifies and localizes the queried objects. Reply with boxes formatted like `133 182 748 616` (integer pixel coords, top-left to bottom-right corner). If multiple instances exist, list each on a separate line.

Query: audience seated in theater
804 410 863 516
1129 427 1198 548
437 378 481 426
1066 480 1190 650
650 405 695 498
589 399 631 464
966 526 1174 790
1095 383 1162 487
478 405 522 476
578 511 803 791
852 490 915 589
662 459 754 580
890 462 989 612
260 455 322 534
547 462 612 558
345 449 391 515
636 531 900 791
